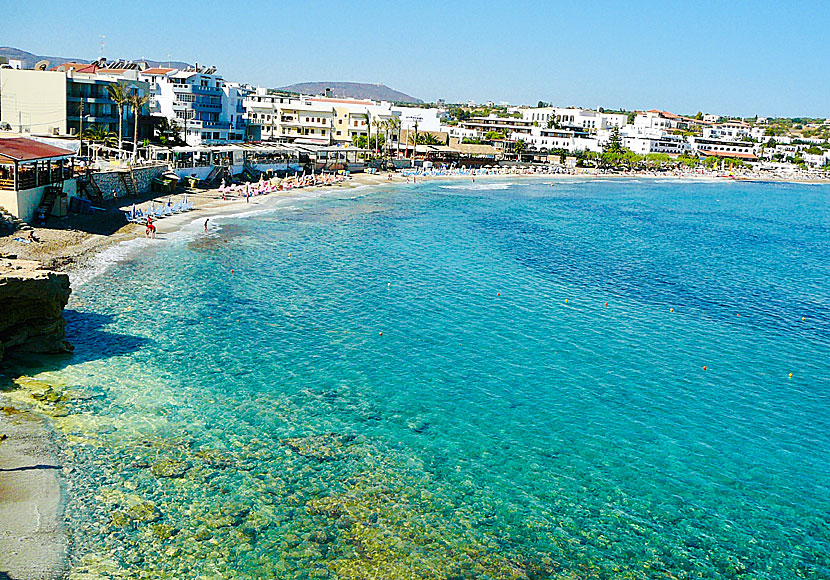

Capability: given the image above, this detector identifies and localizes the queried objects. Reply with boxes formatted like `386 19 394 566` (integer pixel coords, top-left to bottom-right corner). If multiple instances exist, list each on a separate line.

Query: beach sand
0 406 67 579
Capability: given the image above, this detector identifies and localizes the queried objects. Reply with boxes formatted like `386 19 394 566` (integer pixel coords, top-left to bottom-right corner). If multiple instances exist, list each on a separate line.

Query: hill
0 47 190 71
278 81 422 104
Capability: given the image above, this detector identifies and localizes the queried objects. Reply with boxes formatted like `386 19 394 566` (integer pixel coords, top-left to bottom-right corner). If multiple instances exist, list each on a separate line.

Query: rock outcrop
0 258 73 360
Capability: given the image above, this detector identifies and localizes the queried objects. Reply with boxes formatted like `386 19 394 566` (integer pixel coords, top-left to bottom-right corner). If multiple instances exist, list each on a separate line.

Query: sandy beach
0 405 67 579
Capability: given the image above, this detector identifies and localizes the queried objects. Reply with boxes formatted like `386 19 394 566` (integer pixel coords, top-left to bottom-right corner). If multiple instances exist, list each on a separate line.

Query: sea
22 177 830 578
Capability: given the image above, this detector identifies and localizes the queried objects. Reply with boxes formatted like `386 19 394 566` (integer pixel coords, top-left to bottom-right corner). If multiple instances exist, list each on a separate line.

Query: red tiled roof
52 62 99 73
142 67 175 75
0 138 75 161
647 109 681 119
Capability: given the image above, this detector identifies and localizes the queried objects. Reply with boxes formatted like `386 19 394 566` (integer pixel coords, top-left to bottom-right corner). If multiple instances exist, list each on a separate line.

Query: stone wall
0 259 73 361
89 165 168 200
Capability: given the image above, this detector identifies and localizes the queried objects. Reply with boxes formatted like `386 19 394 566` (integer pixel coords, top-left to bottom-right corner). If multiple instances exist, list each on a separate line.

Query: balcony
173 84 222 95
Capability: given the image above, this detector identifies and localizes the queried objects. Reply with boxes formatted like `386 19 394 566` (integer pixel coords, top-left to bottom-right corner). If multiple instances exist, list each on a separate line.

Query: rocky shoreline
0 258 73 362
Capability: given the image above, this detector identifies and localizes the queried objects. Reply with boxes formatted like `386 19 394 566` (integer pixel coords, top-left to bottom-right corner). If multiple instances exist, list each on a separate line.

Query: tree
514 139 527 159
387 116 401 158
155 117 184 146
107 83 130 152
695 111 703 120
128 92 150 161
484 130 506 141
546 116 559 129
605 126 624 153
372 117 382 154
537 101 550 108
84 124 118 147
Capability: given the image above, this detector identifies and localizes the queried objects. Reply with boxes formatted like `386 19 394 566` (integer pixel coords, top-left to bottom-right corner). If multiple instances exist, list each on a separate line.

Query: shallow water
24 178 830 578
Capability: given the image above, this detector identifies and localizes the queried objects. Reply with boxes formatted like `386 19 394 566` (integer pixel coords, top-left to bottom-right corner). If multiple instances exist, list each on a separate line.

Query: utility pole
79 100 85 158
411 119 419 163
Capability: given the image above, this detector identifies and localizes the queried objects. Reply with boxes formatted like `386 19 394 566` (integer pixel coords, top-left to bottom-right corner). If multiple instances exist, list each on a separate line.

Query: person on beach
204 218 209 232
26 230 40 243
145 216 156 238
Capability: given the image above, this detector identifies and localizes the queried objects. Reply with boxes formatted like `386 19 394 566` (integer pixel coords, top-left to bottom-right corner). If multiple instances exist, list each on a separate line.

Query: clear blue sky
4 0 829 117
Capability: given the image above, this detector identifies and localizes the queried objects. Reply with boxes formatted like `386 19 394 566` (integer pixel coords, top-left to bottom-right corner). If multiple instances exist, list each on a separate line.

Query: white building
689 136 758 159
522 107 627 131
633 110 685 131
243 89 395 145
140 65 246 146
391 106 442 132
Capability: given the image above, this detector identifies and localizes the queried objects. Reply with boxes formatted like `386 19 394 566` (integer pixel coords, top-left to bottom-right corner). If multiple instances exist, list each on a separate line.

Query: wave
439 183 512 191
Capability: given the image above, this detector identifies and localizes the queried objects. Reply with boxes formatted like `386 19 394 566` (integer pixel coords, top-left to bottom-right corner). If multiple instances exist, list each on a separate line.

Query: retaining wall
89 165 168 200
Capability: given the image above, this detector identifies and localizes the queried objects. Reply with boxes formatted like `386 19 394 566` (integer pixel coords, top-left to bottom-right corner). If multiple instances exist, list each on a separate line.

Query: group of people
217 173 347 201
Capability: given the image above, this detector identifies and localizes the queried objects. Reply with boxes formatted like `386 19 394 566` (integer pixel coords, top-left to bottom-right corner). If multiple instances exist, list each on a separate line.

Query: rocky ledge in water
0 258 73 361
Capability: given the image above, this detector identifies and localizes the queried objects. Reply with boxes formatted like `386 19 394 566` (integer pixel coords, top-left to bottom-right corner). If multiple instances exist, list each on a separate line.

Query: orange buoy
605 302 608 307
670 308 674 313
231 269 234 274
788 372 793 378
497 292 500 296
737 313 740 317
379 331 383 336
802 317 806 322
703 366 707 371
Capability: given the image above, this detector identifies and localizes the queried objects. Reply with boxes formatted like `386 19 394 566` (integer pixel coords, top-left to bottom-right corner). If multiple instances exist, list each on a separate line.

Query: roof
699 150 758 160
53 62 99 73
142 67 176 75
0 138 75 162
450 143 499 155
647 109 682 119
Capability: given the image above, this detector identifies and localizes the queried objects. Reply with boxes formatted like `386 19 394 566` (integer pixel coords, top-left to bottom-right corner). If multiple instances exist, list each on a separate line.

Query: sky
3 0 829 117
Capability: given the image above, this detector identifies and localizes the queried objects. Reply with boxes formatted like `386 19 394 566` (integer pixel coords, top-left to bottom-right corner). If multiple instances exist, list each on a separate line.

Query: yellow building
0 69 67 135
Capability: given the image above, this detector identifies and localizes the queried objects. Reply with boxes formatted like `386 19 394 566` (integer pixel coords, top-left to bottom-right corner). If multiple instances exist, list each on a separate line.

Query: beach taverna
0 137 76 223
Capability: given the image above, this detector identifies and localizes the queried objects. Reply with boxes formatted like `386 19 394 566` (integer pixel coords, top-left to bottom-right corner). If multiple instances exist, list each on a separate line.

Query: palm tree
514 139 527 160
107 83 130 152
364 110 372 156
128 92 150 161
387 116 401 159
372 117 383 153
84 125 118 147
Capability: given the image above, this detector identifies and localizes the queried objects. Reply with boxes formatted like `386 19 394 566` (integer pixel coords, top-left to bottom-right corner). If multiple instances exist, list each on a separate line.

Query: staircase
118 171 138 197
38 186 62 216
79 172 103 201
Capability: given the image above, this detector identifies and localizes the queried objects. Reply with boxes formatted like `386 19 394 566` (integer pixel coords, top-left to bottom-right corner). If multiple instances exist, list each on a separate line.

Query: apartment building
140 65 247 145
522 107 627 131
243 90 394 145
0 65 150 140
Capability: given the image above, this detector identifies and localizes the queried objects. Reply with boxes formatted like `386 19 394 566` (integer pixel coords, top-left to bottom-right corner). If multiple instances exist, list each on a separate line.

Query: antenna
99 35 106 57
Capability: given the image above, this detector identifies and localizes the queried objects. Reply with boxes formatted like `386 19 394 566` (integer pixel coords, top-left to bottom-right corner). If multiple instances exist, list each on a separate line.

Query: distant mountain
0 47 190 71
278 81 423 104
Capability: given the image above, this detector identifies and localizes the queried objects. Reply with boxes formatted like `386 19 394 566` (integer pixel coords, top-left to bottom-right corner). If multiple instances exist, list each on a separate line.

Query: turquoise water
34 179 830 577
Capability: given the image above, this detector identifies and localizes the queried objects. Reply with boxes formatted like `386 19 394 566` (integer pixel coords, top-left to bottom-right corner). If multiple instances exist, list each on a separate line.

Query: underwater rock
152 523 179 539
311 529 336 544
282 433 356 461
47 404 70 417
193 528 213 542
110 511 130 527
195 449 235 469
150 459 189 478
126 501 162 523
